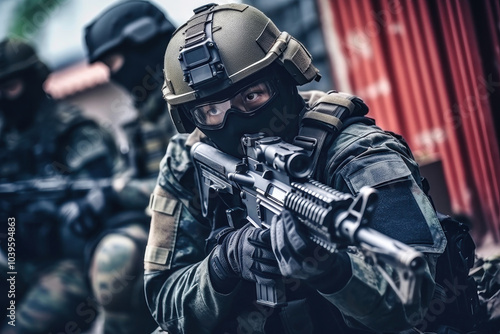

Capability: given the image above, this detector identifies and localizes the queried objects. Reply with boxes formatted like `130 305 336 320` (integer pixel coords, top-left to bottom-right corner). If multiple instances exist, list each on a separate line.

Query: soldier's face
101 53 125 74
0 78 24 100
187 80 276 129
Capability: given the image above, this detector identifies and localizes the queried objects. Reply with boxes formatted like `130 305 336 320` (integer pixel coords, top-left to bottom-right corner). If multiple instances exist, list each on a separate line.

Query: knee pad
89 234 145 311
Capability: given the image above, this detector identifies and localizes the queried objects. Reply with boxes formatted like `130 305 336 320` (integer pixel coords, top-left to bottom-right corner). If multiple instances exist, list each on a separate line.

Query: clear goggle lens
188 80 276 129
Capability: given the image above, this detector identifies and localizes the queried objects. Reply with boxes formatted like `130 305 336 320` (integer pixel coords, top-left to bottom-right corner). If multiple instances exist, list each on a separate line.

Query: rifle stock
191 134 426 307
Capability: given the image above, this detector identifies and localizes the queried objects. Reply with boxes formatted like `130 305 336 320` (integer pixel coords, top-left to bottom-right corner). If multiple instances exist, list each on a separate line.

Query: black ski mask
109 40 166 108
0 71 46 130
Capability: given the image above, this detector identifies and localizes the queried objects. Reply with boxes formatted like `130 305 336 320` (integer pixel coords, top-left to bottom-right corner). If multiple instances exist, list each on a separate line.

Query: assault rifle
0 176 113 260
0 176 112 208
191 133 427 307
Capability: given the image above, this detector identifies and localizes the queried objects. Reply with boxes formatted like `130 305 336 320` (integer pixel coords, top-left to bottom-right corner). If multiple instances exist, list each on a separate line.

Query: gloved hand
58 188 108 237
209 223 281 291
25 200 59 222
19 200 60 259
270 210 350 292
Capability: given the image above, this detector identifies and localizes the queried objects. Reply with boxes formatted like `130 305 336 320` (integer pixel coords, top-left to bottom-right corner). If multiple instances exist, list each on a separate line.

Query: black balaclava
110 39 167 111
0 70 46 131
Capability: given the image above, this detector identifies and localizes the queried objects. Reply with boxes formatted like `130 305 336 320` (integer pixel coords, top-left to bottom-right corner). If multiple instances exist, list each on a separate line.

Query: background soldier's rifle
0 176 112 260
0 177 112 201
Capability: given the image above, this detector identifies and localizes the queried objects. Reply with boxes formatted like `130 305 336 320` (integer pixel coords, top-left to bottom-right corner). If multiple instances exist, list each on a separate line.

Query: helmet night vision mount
178 4 229 90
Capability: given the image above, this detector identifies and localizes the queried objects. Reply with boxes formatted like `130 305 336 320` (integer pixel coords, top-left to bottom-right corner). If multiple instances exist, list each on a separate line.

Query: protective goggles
187 79 277 130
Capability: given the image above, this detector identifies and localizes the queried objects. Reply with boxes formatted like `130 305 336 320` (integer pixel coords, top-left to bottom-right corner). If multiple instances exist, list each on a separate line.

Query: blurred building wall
43 61 137 156
318 0 500 244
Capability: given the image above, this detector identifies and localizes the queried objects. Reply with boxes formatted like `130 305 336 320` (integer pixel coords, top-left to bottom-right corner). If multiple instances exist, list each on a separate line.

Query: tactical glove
19 200 60 259
25 200 59 222
58 187 109 237
270 210 351 292
209 223 281 292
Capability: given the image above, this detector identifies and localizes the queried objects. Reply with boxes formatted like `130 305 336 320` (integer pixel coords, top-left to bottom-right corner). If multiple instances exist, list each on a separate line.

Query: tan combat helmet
163 3 321 133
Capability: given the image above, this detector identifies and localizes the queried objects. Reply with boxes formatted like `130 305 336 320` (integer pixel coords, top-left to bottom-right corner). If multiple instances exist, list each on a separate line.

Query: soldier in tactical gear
143 3 452 334
83 1 177 333
0 38 119 333
143 3 449 334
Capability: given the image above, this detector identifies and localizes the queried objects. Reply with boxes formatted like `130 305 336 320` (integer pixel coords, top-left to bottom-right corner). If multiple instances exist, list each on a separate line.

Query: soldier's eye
233 81 273 112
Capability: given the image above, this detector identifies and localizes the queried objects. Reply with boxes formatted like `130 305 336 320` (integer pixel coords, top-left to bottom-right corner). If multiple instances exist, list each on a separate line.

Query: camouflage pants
88 223 157 334
1 259 94 334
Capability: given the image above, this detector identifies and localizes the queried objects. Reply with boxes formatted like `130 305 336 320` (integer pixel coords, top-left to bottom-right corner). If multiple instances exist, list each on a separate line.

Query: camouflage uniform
144 93 447 333
82 2 178 331
87 88 176 334
0 97 119 334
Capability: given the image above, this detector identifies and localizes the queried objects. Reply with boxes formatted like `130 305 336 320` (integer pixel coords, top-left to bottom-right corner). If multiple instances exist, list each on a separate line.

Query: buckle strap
293 135 317 151
149 192 178 215
184 11 213 48
302 111 344 130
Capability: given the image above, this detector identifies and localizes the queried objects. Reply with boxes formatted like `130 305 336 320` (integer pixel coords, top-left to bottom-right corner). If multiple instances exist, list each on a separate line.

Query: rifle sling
279 93 369 329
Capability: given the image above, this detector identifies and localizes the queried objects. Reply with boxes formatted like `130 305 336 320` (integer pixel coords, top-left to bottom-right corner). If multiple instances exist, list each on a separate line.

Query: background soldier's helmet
84 0 176 63
0 38 50 83
163 3 321 135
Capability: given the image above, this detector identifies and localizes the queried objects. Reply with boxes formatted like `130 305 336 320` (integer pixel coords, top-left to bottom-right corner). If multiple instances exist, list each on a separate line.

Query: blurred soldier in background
0 37 119 334
83 0 177 332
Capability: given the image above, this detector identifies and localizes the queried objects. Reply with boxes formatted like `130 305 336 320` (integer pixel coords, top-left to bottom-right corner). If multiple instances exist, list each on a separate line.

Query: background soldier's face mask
0 72 45 129
106 41 166 106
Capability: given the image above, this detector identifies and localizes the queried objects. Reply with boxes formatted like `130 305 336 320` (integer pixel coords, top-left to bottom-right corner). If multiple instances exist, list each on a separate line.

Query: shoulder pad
301 90 369 132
